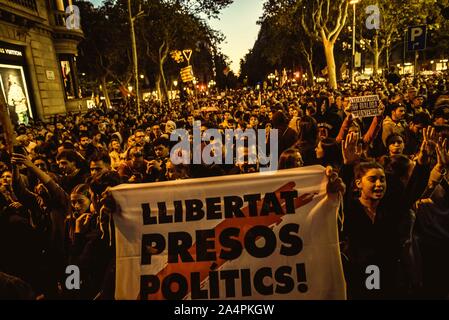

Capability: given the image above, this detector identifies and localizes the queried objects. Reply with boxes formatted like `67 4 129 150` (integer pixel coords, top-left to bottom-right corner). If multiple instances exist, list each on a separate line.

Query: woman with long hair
315 137 343 169
295 115 318 166
279 148 304 170
66 183 92 248
339 133 413 299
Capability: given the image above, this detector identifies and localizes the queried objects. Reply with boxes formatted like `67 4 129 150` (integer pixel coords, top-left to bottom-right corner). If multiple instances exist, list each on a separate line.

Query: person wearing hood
271 111 298 157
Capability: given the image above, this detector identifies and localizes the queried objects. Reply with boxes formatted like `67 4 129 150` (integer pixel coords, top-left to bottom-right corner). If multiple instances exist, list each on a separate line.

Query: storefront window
59 55 79 99
0 42 33 125
0 64 33 124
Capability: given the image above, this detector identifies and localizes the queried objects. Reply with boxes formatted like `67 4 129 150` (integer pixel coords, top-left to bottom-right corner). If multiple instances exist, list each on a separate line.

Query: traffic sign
408 25 427 51
182 49 192 64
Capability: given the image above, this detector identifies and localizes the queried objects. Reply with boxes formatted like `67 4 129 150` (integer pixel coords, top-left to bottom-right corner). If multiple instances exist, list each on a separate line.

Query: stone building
0 0 86 124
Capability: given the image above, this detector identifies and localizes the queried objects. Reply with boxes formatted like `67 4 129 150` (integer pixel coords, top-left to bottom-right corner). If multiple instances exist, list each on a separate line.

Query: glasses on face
136 135 145 139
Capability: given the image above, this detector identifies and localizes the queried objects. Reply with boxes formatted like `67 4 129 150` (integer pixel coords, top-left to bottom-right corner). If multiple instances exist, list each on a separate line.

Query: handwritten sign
349 95 381 118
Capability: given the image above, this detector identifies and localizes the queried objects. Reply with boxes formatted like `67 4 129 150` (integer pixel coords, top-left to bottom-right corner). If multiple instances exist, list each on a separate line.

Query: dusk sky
207 0 265 74
88 0 265 74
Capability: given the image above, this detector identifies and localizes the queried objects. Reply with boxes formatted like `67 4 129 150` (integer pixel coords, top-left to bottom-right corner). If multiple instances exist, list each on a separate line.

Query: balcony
51 9 84 41
6 0 37 11
0 0 43 27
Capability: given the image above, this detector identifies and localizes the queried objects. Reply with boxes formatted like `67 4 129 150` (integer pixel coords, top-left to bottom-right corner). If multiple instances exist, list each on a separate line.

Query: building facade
0 0 85 124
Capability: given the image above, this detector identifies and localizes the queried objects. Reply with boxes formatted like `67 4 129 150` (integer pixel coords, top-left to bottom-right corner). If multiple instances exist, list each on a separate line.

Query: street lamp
267 73 275 84
127 0 145 115
350 0 360 85
208 80 216 94
173 80 178 87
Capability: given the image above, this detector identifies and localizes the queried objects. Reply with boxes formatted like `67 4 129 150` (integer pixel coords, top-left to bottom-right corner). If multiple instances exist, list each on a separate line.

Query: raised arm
11 153 68 211
363 101 385 144
11 153 52 184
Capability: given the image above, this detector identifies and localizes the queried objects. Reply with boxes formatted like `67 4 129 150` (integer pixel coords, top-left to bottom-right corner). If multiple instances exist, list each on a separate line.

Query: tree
135 0 232 106
300 0 349 89
77 0 233 109
76 0 132 107
261 0 317 86
357 0 436 76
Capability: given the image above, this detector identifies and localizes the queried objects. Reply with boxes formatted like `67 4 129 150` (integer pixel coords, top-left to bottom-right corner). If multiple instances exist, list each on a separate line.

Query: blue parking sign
408 25 427 51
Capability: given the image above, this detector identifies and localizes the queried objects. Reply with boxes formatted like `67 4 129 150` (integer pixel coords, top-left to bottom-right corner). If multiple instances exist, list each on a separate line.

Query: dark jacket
340 164 414 299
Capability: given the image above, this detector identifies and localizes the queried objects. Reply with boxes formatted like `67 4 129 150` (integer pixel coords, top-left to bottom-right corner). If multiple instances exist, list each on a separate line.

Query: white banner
111 165 346 300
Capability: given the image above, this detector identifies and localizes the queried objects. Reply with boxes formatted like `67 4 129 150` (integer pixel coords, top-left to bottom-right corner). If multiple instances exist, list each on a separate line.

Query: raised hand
341 132 362 165
8 202 23 210
75 213 92 234
11 153 33 168
378 100 385 115
417 126 438 165
435 138 449 172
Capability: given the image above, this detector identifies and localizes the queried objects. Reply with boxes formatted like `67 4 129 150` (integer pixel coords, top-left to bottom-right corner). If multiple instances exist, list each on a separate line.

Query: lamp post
208 80 216 94
127 0 145 115
268 73 275 87
350 0 360 85
172 80 178 100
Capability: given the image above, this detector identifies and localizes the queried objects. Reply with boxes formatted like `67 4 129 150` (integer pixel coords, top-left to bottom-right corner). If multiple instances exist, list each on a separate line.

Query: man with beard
77 132 97 163
382 103 407 146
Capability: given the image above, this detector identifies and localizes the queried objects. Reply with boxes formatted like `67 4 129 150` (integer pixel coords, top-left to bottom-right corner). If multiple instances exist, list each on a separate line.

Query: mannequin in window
7 74 28 125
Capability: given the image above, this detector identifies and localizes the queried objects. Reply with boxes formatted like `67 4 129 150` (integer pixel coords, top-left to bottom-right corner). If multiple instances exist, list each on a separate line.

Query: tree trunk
159 42 171 109
128 0 140 115
386 45 390 71
307 58 315 86
300 41 315 87
374 51 381 78
373 32 380 76
155 74 163 107
323 40 337 89
159 59 171 108
100 76 111 109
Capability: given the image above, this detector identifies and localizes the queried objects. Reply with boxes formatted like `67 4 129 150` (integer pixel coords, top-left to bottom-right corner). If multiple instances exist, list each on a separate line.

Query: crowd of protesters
0 72 449 300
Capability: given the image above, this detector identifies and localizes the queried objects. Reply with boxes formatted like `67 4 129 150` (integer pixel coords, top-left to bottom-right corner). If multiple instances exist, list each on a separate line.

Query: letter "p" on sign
408 26 427 51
